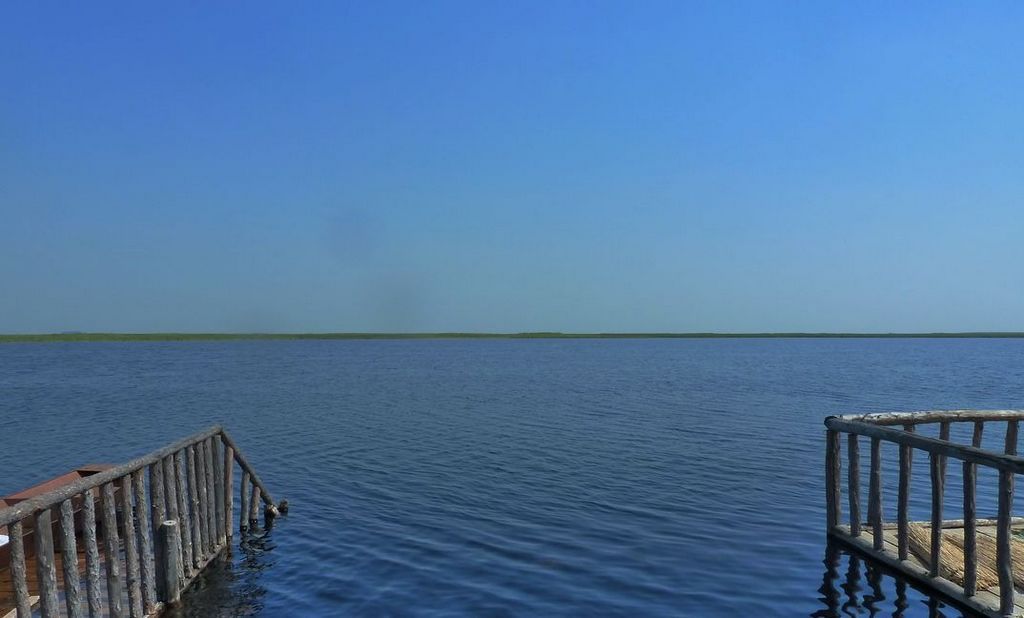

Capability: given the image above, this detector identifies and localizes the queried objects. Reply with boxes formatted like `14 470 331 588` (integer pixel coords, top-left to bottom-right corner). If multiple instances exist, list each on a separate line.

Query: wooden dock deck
0 426 284 618
826 410 1024 618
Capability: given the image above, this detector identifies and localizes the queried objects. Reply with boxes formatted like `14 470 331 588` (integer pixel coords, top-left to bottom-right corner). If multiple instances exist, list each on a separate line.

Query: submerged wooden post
240 469 251 532
998 420 1018 616
249 483 260 527
848 434 861 536
963 421 983 597
9 520 31 618
158 520 182 605
929 452 943 578
34 508 61 617
59 499 84 618
101 482 125 618
82 488 103 617
868 437 883 550
897 424 913 561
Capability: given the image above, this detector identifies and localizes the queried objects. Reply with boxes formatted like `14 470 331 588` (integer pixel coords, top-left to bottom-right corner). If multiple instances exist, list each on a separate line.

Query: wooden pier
826 410 1024 617
0 426 283 618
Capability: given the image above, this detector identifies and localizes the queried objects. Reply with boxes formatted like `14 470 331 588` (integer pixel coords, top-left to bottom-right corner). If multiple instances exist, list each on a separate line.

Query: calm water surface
3 338 1024 616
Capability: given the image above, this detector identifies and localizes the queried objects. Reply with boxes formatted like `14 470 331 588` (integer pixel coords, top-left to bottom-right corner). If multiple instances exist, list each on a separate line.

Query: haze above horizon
3 3 1023 333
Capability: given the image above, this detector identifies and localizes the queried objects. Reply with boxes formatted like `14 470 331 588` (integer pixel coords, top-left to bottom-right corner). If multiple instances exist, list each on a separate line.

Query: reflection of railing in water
825 410 1024 617
0 425 286 618
813 541 968 618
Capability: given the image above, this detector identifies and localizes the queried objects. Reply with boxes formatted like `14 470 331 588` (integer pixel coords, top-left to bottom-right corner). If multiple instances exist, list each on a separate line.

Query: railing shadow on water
812 541 976 618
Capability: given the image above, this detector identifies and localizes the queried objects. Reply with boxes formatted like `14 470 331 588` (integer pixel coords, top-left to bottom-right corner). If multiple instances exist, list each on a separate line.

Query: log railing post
213 438 226 544
929 452 943 577
204 438 217 551
963 421 983 597
898 424 913 561
224 442 235 540
150 462 166 601
848 434 861 536
158 520 181 606
240 470 251 533
101 482 125 618
196 440 211 555
59 498 84 618
34 507 60 617
186 444 203 568
133 467 157 613
998 420 1018 615
868 437 883 550
249 484 260 527
9 520 31 618
121 475 143 618
82 489 103 617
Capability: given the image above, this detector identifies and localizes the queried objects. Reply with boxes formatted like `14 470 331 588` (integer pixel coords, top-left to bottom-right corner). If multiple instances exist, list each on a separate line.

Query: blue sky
2 2 1023 333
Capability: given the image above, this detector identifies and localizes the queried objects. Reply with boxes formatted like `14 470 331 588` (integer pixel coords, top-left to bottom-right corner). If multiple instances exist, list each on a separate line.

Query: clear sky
2 2 1023 333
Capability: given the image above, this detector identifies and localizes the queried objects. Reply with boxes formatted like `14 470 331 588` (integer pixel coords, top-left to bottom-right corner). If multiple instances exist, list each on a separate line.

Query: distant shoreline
3 332 1024 343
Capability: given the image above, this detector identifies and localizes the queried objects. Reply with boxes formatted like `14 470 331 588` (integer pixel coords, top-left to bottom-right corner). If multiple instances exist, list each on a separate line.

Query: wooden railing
825 410 1024 617
0 425 281 618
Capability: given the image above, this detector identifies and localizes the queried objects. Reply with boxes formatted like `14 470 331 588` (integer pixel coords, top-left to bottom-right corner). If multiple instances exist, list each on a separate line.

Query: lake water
3 338 1024 616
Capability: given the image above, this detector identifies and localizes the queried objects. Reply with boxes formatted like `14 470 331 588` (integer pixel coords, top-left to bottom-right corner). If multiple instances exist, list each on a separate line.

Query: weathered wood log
173 450 193 577
101 482 125 618
838 409 1024 426
0 426 222 528
929 452 943 577
213 438 225 544
204 437 217 550
186 445 203 568
240 470 251 533
60 498 84 618
158 520 181 605
162 455 184 586
848 434 860 536
997 420 1017 616
224 445 235 539
869 437 883 550
898 424 913 561
82 489 103 617
34 508 60 617
132 467 156 614
825 417 1024 473
150 461 166 602
249 483 260 527
963 421 983 597
195 440 210 555
9 520 31 618
121 476 143 618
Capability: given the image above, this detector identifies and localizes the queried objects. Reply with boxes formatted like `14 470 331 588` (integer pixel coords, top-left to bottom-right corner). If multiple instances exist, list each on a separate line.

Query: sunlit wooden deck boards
831 521 1024 617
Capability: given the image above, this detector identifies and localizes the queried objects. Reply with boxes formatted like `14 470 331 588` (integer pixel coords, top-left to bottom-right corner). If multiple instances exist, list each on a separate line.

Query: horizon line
4 331 1024 342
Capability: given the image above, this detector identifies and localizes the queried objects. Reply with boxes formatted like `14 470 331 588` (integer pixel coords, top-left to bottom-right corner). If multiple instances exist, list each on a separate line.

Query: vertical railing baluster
204 438 217 550
149 462 166 602
196 440 211 555
224 442 235 540
34 508 60 617
240 470 251 533
59 498 84 618
9 520 32 618
929 452 943 577
250 484 260 527
174 450 194 577
132 468 156 614
162 456 184 586
213 438 226 545
898 424 913 561
998 420 1018 616
100 482 124 618
82 489 103 617
826 429 840 530
186 445 203 568
121 476 143 618
848 434 861 536
158 521 181 606
869 437 883 550
963 421 983 597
